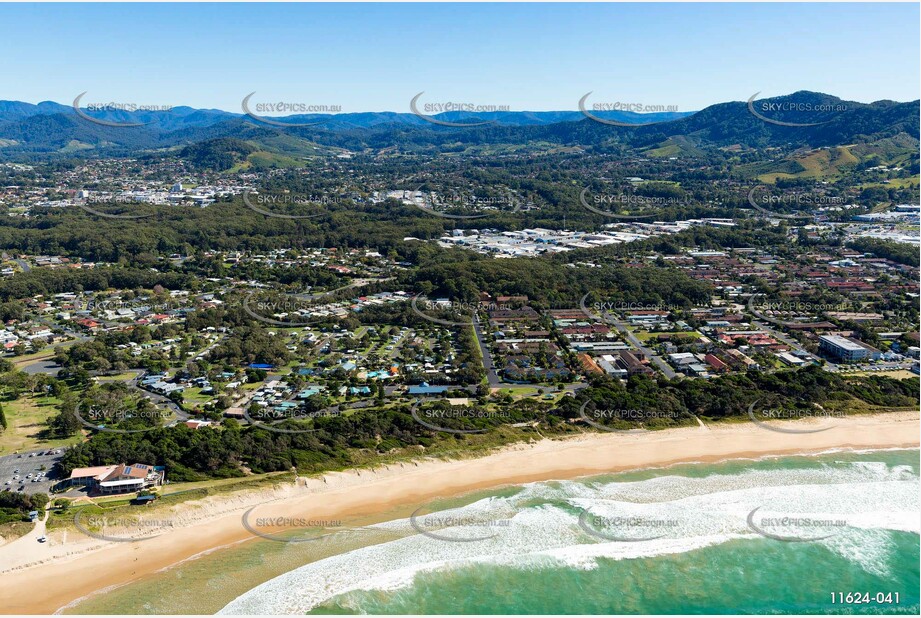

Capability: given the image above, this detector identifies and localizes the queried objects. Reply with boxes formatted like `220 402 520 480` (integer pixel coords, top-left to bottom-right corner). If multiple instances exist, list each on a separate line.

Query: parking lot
838 361 916 373
0 448 64 495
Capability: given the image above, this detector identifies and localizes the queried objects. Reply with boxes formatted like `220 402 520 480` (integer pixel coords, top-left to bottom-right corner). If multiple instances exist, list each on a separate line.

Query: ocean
65 449 920 615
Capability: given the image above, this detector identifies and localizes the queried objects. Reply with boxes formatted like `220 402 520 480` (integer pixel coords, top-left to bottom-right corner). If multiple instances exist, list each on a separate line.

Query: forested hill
0 91 916 160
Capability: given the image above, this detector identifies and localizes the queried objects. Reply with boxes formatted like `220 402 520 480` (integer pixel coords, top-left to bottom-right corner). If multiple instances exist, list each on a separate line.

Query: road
21 359 62 376
293 277 390 301
472 315 502 388
130 376 190 424
0 509 52 572
750 319 827 367
13 322 90 374
193 336 226 361
387 331 409 359
606 316 678 379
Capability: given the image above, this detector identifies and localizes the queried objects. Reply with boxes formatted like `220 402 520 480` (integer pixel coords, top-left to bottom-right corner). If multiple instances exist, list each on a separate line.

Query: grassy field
633 330 699 342
644 137 704 159
181 387 215 406
95 371 141 382
492 386 564 401
754 146 859 183
860 177 920 190
10 349 57 368
33 389 914 540
837 369 918 380
0 516 36 543
46 472 297 533
0 394 82 455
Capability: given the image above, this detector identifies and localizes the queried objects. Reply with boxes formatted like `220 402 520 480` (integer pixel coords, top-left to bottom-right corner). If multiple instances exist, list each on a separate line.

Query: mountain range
0 91 916 163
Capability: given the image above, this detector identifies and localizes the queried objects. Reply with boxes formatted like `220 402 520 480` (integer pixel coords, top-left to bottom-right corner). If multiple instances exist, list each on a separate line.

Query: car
37 536 47 543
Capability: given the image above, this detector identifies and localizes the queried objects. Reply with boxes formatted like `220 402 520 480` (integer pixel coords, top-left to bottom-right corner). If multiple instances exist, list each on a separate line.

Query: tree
48 406 81 438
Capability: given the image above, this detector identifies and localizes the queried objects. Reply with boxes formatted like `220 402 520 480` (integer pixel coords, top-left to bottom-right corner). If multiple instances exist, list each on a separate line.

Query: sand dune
0 411 917 615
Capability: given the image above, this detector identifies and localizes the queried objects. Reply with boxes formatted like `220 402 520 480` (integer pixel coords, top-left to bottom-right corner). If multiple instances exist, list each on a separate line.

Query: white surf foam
219 454 919 614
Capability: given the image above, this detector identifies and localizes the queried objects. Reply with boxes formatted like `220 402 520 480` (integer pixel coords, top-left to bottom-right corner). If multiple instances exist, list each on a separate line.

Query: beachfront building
68 463 164 495
818 335 882 363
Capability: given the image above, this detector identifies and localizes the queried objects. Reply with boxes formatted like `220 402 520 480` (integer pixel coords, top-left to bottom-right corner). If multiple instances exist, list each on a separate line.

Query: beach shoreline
0 411 918 615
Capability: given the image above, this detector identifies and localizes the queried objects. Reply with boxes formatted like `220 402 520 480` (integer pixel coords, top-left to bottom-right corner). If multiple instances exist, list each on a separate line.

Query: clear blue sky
2 2 918 113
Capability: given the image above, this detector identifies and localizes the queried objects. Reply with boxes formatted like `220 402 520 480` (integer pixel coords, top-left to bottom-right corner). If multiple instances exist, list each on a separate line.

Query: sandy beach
1 411 918 615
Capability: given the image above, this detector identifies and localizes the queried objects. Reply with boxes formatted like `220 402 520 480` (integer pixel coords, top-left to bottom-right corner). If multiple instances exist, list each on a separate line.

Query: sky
2 2 919 114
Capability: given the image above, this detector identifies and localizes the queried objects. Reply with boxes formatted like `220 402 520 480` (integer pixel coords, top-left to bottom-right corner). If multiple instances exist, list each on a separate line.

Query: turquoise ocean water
224 450 919 615
66 449 920 614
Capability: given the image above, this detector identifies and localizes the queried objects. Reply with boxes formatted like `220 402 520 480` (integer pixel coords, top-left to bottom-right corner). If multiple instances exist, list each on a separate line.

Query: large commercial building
818 335 881 363
68 463 164 495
